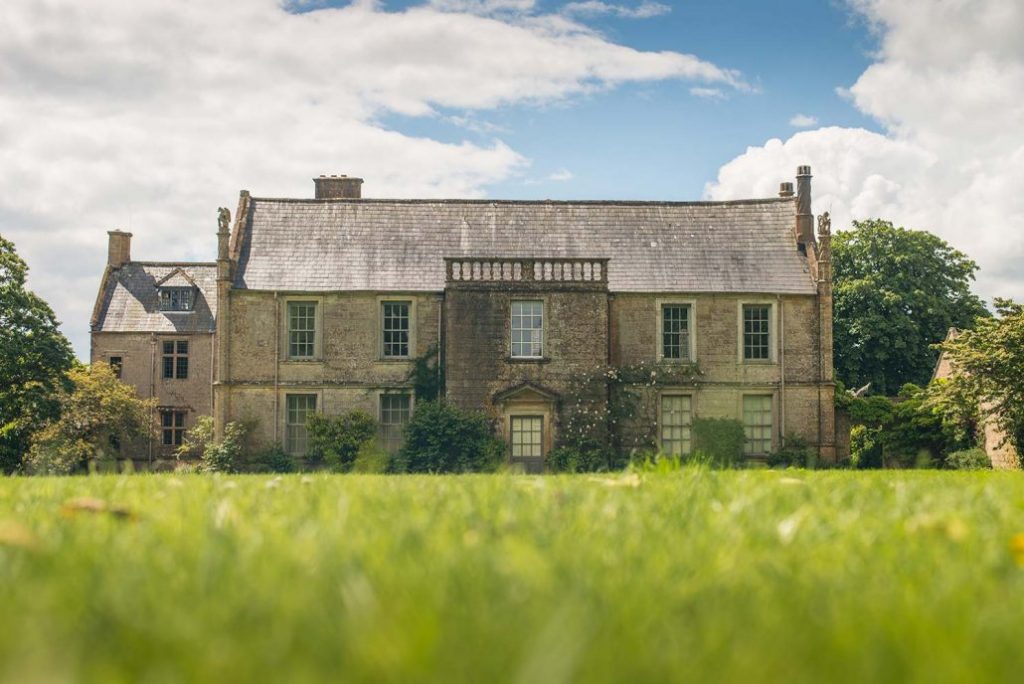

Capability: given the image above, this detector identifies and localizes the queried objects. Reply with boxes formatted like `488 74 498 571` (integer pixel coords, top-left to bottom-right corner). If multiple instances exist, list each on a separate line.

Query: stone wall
91 331 214 462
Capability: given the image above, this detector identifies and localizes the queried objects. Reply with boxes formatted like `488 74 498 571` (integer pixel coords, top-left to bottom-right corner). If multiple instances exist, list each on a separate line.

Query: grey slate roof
234 197 817 294
94 263 217 333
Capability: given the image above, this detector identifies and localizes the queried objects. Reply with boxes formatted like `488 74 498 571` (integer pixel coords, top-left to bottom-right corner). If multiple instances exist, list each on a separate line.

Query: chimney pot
107 230 132 268
314 174 363 199
797 165 812 177
779 182 794 197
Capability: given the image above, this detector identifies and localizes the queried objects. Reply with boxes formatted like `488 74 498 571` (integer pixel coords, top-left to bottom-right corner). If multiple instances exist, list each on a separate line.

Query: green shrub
307 411 377 472
351 441 391 473
247 444 295 474
767 434 816 468
690 418 745 467
397 401 503 473
201 421 247 474
176 416 214 463
945 448 991 470
851 424 883 469
547 444 614 473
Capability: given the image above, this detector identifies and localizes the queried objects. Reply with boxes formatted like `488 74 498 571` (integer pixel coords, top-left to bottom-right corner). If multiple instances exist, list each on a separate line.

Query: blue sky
2 0 1022 357
375 0 881 200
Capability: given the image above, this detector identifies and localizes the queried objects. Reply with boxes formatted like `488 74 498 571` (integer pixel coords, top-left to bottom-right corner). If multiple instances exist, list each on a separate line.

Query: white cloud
562 1 671 20
789 113 818 128
548 169 574 181
0 0 747 356
707 0 1024 304
690 87 727 100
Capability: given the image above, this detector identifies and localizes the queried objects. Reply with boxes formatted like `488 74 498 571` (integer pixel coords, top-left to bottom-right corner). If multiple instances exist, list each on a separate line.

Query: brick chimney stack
779 182 794 198
795 165 814 247
314 174 363 199
107 230 132 268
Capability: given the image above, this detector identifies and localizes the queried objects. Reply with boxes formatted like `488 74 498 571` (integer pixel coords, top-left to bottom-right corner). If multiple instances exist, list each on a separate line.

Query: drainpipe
778 294 786 447
274 291 280 445
149 333 156 467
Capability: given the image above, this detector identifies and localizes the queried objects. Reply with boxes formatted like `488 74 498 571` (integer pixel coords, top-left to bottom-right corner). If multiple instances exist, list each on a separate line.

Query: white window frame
284 298 323 361
378 391 414 453
659 393 693 456
656 298 696 362
737 300 776 364
510 299 545 359
378 298 416 360
742 393 775 456
284 393 318 455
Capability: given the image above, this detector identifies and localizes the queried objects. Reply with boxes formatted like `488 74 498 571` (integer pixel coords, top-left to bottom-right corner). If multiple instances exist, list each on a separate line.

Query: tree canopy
0 236 75 473
936 299 1024 458
24 363 154 475
832 219 988 395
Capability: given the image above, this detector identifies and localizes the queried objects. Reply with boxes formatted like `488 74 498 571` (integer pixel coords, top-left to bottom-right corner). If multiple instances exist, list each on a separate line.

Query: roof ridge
127 261 217 267
247 197 794 207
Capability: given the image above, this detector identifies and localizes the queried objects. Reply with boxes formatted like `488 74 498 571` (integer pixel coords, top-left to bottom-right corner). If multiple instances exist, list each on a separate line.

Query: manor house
91 167 838 469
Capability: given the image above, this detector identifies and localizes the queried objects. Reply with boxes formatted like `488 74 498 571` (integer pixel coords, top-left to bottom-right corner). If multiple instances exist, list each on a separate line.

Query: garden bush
246 444 296 474
201 421 247 473
690 418 745 467
306 411 377 472
945 447 991 470
767 434 815 468
397 401 503 473
547 444 614 473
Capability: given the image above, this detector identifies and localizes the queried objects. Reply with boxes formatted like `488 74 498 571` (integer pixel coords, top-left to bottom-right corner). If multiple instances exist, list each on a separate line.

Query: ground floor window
286 394 317 455
510 416 543 460
380 393 412 453
161 410 186 447
660 395 692 456
743 395 773 455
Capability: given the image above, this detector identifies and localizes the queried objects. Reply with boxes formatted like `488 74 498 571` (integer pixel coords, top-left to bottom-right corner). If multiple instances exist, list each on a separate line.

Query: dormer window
160 287 194 312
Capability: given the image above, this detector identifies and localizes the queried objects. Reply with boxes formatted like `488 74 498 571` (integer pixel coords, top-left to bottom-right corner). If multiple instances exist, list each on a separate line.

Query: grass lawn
2 469 1024 683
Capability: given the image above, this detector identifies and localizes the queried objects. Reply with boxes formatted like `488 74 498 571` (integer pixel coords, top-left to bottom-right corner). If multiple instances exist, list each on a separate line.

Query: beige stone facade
94 167 839 469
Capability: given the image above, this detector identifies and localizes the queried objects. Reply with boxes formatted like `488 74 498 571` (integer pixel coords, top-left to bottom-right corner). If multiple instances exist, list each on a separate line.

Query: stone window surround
739 391 776 455
377 297 417 361
736 299 777 364
509 297 546 360
161 339 189 380
655 298 697 363
281 296 324 362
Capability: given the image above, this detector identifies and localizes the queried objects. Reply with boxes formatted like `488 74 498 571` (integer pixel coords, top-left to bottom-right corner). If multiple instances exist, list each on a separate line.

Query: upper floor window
161 409 186 447
742 304 771 361
160 287 194 312
109 356 123 379
661 304 692 361
288 302 317 359
511 300 543 358
162 340 188 379
382 302 410 358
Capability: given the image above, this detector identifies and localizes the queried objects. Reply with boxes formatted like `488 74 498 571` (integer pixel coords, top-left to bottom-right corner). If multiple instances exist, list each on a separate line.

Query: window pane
511 416 543 459
662 305 690 360
176 357 189 379
660 395 692 455
163 341 174 355
511 300 543 358
288 303 317 358
743 305 771 360
380 393 412 452
382 302 410 357
163 356 174 379
286 394 317 454
743 395 773 455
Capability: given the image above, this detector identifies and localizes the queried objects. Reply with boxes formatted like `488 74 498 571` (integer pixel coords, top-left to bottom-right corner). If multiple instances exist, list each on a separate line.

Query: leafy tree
0 236 75 473
832 219 988 395
397 401 503 473
23 364 154 474
307 410 377 472
936 299 1024 459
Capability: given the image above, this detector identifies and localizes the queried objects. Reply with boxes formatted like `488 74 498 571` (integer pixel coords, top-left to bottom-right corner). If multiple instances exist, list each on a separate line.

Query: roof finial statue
217 207 231 234
817 211 831 237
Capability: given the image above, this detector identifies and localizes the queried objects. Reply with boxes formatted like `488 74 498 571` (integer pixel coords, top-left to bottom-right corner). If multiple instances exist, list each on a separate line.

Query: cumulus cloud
789 114 818 128
690 87 727 100
707 0 1024 304
0 0 746 355
562 1 671 20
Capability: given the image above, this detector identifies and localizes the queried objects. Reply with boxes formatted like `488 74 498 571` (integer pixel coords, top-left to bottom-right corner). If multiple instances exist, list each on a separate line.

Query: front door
510 415 544 473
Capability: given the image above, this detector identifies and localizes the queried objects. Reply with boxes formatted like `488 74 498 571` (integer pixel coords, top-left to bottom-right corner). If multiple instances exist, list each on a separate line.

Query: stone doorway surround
493 382 558 473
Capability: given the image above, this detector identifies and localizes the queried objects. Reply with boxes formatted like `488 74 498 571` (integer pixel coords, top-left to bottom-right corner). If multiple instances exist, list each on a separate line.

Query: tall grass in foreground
1 470 1024 683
